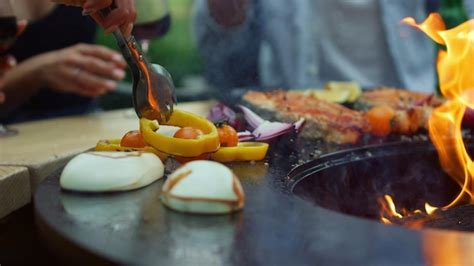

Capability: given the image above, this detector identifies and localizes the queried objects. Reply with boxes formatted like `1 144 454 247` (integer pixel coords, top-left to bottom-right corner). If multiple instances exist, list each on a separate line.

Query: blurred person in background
0 20 27 104
193 0 474 93
0 0 136 123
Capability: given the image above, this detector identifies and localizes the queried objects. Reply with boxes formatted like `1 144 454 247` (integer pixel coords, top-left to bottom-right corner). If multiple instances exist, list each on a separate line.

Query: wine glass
0 0 19 137
0 1 18 51
132 0 170 54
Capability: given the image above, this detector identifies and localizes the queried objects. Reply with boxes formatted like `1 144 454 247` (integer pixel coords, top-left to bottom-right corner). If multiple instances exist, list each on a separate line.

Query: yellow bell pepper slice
95 139 168 161
211 142 269 162
140 109 220 157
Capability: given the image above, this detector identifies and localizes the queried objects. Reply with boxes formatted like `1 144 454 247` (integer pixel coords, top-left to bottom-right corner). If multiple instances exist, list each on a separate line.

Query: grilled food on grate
242 88 442 143
243 90 368 144
355 88 443 135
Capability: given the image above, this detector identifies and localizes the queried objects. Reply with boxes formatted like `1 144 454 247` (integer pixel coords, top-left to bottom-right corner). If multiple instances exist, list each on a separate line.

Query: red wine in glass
132 14 170 42
131 0 171 53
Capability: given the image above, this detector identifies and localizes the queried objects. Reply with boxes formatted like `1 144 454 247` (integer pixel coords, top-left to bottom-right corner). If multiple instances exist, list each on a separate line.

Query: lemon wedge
311 89 351 103
324 81 362 102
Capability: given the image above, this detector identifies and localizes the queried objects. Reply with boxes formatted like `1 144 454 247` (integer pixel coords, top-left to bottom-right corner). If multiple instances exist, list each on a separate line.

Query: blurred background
97 0 469 110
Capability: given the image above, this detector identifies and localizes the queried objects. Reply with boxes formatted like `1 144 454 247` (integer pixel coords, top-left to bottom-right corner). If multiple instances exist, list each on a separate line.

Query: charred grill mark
163 170 192 192
232 174 245 207
243 90 368 144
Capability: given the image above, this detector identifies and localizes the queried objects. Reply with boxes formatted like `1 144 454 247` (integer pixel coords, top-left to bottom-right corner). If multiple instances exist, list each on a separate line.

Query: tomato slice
174 127 203 139
365 106 395 137
120 130 148 148
217 124 238 147
173 127 207 163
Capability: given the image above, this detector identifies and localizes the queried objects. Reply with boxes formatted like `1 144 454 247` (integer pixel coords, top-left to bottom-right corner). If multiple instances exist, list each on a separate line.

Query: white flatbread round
161 160 245 214
60 151 164 192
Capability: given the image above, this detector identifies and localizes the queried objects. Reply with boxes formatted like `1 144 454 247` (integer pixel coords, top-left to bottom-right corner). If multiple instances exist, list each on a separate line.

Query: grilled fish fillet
242 90 368 144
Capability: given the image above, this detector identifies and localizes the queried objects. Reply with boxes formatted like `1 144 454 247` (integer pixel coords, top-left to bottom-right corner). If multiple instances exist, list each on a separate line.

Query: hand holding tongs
99 8 176 123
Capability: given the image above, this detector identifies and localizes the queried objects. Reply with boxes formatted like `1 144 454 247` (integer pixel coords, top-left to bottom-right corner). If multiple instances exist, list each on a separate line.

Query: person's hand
53 0 136 37
85 0 136 37
26 44 126 97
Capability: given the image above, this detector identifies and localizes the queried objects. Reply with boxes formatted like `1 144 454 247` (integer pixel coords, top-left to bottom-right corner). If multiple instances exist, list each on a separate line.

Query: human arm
11 0 55 20
192 0 262 88
0 44 125 114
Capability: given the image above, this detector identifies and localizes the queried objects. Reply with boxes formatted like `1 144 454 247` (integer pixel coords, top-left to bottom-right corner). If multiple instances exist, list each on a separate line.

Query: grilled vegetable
95 139 168 161
173 127 209 164
366 105 396 137
216 123 239 147
211 142 269 162
140 109 220 157
120 130 147 148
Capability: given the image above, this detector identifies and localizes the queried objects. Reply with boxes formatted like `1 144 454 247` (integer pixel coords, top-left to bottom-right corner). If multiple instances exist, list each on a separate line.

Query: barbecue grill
290 139 474 231
34 134 474 265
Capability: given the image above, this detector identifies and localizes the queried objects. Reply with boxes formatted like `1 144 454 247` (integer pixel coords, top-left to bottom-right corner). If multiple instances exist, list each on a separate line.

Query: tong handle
111 32 141 75
98 6 175 122
98 8 139 70
98 8 146 117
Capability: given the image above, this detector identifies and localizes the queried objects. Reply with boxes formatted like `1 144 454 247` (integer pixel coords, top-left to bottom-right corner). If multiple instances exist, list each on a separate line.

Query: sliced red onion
294 118 305 133
205 104 307 142
252 121 294 141
238 131 255 141
207 103 242 130
238 105 265 129
238 105 306 141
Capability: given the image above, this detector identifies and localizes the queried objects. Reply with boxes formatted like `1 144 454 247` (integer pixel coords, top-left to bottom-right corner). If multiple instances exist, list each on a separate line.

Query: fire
405 13 474 207
378 195 402 223
425 202 438 215
379 14 474 224
378 194 437 224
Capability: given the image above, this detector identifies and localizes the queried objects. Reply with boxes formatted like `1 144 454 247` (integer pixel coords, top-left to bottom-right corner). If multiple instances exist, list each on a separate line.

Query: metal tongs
99 9 176 123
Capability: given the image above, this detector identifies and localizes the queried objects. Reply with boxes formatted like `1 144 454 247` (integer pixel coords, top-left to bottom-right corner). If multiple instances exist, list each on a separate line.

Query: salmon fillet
242 90 368 144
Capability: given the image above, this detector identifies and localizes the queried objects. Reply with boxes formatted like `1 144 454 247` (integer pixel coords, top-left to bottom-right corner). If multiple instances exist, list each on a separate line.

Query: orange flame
403 14 474 209
425 203 438 215
379 14 474 224
378 195 438 225
378 195 403 223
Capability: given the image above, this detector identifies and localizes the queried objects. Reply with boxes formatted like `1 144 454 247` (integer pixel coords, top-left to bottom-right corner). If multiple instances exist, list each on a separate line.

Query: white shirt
195 0 473 92
316 0 400 88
